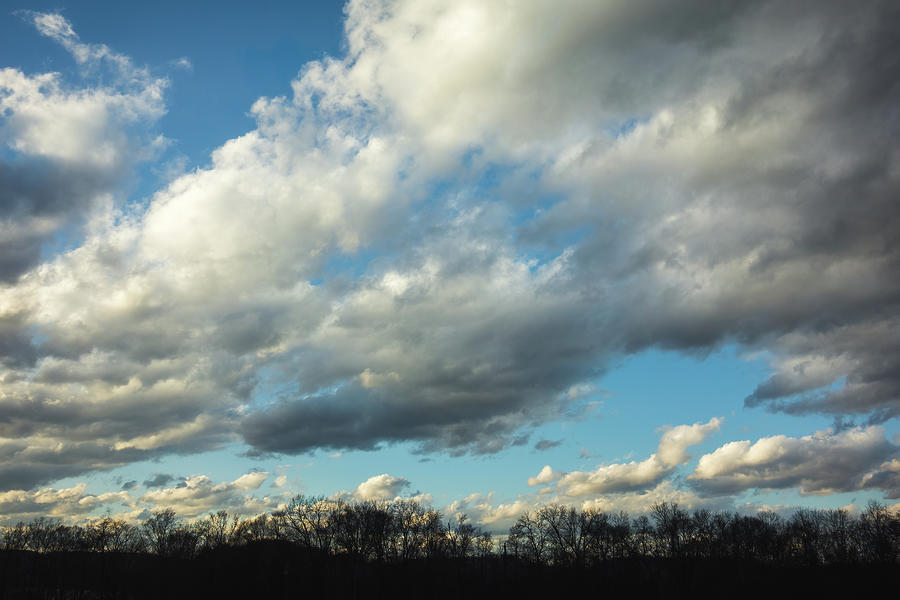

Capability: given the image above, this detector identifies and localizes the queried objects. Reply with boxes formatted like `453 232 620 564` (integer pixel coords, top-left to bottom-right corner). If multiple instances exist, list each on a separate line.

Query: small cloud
121 480 138 490
328 452 343 459
142 473 177 488
172 56 193 71
271 474 288 488
527 465 564 487
355 474 410 501
534 438 563 452
565 383 596 400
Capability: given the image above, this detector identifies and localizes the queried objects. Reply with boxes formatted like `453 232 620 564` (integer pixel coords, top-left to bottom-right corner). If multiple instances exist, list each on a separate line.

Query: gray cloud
0 1 898 485
534 439 563 452
142 473 178 489
243 0 900 454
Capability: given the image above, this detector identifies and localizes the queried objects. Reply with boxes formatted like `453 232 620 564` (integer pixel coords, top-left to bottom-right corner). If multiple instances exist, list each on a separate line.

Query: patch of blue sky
37 224 83 262
0 11 73 76
315 243 385 283
36 1 343 169
245 365 300 410
446 149 585 272
512 346 825 474
606 115 651 140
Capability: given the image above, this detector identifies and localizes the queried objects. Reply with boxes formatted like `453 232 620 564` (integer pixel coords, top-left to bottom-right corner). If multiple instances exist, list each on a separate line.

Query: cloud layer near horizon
0 0 899 498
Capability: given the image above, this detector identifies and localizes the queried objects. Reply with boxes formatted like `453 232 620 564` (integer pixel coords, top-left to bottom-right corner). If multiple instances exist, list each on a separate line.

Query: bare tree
143 509 178 556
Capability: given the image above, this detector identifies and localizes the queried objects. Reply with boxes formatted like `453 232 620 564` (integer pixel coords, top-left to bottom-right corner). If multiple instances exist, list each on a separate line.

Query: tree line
0 498 897 598
2 498 898 565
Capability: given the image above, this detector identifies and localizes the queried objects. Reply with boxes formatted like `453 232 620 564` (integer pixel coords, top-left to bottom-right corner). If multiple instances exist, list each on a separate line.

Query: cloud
550 418 722 496
139 472 276 518
447 479 718 535
354 474 410 501
235 0 900 454
0 483 131 525
142 473 178 489
577 481 713 515
534 439 563 452
527 465 563 487
0 13 166 282
446 492 535 533
689 426 900 496
0 0 898 488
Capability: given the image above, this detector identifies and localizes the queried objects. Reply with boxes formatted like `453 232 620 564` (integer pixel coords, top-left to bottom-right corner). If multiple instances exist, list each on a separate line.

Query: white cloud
139 472 276 518
4 14 166 167
354 473 410 501
445 492 534 533
689 426 899 496
552 418 721 496
0 484 132 525
527 465 563 487
578 481 710 515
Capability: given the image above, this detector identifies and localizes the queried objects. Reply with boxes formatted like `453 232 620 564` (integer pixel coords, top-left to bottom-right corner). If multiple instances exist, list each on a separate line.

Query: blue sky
0 1 898 529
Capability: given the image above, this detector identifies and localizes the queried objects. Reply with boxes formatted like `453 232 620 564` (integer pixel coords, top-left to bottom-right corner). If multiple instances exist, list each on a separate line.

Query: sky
0 0 899 531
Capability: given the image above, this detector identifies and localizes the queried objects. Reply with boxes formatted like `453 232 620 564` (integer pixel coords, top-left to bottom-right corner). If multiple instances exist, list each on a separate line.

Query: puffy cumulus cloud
446 492 535 534
138 472 281 518
354 473 410 501
333 473 432 505
0 484 131 525
550 418 721 496
0 472 288 525
341 0 752 160
578 481 711 515
0 13 166 282
1 0 899 488
527 465 563 487
689 426 900 496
